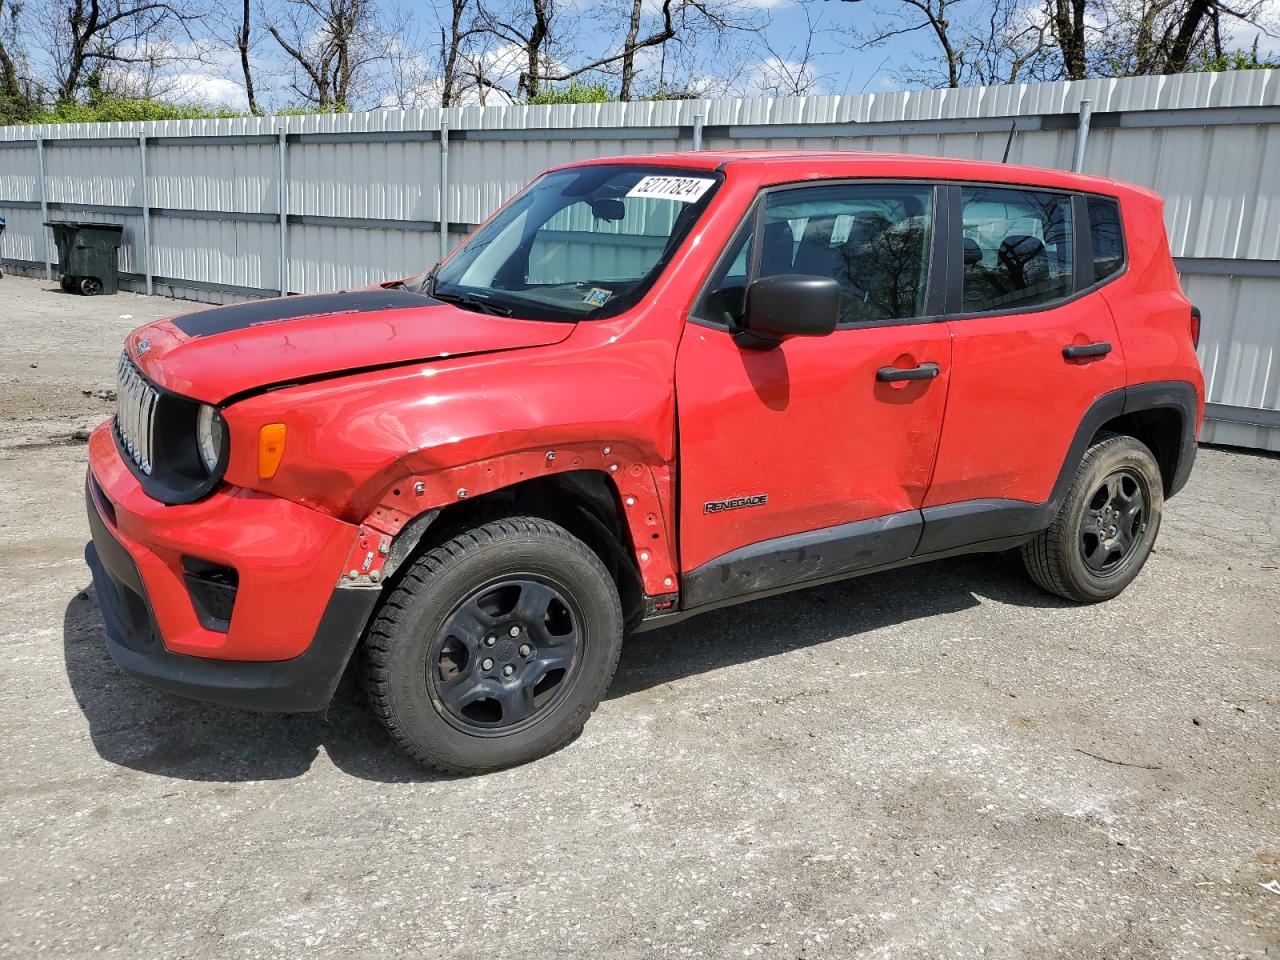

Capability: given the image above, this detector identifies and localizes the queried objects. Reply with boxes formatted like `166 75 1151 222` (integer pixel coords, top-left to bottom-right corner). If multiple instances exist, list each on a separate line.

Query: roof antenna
1001 120 1017 163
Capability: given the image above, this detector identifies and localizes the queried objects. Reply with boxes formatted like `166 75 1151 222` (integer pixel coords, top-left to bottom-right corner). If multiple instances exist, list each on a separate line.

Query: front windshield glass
432 164 722 322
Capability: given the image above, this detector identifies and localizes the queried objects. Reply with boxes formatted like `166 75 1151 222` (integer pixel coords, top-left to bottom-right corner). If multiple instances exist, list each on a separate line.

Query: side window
696 218 753 328
695 183 934 328
1087 197 1124 282
760 184 934 324
960 187 1073 312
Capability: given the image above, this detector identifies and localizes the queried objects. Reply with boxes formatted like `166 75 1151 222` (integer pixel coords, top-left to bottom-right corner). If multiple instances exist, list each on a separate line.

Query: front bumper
84 422 379 711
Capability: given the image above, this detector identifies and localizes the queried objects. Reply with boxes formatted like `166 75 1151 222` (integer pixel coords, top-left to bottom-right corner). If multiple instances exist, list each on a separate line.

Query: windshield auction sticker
626 175 716 204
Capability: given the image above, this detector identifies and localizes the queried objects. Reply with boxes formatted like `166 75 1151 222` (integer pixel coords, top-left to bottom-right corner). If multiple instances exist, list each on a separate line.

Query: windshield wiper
432 289 513 317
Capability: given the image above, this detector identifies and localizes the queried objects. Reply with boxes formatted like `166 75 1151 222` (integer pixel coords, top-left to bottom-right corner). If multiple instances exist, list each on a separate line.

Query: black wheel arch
379 470 645 628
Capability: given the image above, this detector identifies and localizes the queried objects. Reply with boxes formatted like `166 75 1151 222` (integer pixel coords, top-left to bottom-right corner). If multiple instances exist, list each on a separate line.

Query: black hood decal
172 289 441 338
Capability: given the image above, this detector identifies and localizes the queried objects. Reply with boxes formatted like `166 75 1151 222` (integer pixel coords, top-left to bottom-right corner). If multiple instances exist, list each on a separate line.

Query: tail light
1190 305 1201 348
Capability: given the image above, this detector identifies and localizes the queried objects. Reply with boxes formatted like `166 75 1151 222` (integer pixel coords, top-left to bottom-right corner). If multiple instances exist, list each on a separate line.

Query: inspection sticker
582 287 612 307
626 175 715 204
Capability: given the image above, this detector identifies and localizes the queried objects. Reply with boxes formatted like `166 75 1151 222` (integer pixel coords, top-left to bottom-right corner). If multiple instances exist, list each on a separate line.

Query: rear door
919 184 1126 552
675 181 953 606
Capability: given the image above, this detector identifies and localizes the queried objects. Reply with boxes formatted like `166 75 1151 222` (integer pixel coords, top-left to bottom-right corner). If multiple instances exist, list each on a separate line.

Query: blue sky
43 0 1277 111
110 0 946 110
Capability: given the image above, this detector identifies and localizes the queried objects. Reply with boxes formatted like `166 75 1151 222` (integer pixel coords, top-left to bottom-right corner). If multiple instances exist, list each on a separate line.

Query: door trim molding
681 510 921 611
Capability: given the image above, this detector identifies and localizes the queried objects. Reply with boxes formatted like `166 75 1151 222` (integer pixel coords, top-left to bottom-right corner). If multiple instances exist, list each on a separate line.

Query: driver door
675 181 952 608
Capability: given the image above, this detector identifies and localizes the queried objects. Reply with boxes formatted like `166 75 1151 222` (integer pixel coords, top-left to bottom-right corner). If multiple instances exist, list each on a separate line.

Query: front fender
221 337 680 595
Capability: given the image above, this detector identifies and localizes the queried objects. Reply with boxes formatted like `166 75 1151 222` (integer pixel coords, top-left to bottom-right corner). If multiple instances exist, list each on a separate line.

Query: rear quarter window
1087 197 1125 283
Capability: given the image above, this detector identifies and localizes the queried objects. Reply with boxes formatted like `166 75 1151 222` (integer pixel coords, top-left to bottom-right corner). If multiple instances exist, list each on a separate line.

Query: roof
553 148 1135 197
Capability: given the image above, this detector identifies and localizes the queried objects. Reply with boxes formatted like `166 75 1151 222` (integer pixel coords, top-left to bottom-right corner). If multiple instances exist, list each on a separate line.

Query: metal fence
1 70 1277 450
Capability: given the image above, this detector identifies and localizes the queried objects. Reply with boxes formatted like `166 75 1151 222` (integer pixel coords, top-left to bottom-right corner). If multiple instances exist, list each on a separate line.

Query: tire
363 516 624 774
1021 434 1164 603
60 275 76 292
79 276 103 296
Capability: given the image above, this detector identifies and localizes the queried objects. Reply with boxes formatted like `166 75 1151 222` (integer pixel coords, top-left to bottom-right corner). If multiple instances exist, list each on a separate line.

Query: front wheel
363 516 624 774
1021 434 1164 603
79 276 103 296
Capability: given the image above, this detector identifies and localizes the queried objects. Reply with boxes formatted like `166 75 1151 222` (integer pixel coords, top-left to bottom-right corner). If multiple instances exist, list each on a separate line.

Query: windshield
432 164 722 322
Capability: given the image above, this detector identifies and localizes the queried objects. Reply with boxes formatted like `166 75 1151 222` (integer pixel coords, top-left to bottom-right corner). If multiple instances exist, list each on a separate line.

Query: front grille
115 353 160 475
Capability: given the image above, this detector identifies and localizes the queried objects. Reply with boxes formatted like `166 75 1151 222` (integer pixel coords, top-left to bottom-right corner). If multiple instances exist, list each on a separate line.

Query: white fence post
138 133 153 295
439 115 450 263
277 126 289 296
35 134 50 280
1072 99 1094 173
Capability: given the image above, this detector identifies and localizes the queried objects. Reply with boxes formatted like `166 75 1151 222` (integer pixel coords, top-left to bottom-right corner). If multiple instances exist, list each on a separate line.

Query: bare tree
1046 0 1088 78
841 0 964 87
439 0 485 106
43 0 205 103
471 0 555 100
472 0 752 101
237 0 261 114
0 0 23 102
749 0 830 96
961 0 1056 85
266 0 389 109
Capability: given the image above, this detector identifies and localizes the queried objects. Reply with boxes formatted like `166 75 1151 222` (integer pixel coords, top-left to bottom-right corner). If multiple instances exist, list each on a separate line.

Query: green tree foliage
524 81 615 105
1200 48 1280 71
27 92 242 124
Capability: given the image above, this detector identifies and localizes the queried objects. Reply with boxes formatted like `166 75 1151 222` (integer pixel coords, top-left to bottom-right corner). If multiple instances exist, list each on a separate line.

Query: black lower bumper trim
85 480 379 712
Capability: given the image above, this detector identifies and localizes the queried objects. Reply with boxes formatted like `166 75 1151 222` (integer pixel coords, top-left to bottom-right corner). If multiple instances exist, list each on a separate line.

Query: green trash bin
45 220 124 295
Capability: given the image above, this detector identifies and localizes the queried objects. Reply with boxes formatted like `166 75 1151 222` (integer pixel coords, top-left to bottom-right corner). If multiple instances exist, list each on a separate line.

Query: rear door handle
876 362 940 382
1063 341 1112 359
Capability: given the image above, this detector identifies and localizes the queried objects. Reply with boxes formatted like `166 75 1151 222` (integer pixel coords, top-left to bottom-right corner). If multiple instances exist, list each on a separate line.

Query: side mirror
738 274 841 349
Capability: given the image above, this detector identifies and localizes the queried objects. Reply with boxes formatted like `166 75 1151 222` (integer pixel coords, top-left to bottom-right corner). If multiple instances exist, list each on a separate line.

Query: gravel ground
1 273 1277 959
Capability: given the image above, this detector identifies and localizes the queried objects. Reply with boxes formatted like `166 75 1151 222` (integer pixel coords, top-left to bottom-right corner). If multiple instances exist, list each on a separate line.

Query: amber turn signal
257 423 287 479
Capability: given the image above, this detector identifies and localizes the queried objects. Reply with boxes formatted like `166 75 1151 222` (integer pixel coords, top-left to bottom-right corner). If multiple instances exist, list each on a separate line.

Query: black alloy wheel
430 577 582 735
1078 467 1149 577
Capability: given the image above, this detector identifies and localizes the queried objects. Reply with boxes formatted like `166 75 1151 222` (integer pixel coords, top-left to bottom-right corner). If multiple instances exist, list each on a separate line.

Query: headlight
196 405 226 474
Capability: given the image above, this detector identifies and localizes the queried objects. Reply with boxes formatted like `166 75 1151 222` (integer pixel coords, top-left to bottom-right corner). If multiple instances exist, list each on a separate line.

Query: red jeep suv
85 151 1203 772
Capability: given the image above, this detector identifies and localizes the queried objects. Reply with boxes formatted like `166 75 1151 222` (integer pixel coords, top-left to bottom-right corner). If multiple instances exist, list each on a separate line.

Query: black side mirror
738 274 841 349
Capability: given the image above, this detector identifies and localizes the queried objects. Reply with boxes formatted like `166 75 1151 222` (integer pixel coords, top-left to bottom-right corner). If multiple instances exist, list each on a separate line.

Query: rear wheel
363 516 624 774
79 276 103 296
60 275 76 292
1021 434 1164 603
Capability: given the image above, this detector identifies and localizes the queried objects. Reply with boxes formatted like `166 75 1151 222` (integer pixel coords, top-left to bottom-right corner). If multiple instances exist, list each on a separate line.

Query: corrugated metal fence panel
0 142 38 201
0 70 1277 447
0 205 44 262
1184 272 1280 452
43 141 140 208
289 138 439 221
449 134 689 228
149 215 277 291
1084 122 1280 260
290 221 438 292
149 141 280 213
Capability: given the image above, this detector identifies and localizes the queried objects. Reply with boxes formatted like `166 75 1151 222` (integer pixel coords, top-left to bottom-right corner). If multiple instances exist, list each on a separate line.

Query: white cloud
165 72 250 109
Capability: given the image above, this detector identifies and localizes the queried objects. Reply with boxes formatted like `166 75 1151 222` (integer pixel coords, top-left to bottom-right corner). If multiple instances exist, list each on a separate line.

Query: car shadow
63 549 1068 784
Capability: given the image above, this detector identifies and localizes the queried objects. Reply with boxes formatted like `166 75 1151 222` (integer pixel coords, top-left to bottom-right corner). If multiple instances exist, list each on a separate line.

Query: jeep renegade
85 151 1204 772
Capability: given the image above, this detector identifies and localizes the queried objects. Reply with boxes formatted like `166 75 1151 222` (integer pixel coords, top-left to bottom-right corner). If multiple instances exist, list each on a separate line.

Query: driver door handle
876 362 940 382
1063 341 1112 359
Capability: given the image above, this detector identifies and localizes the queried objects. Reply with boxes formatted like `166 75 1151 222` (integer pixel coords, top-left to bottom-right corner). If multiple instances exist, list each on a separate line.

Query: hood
128 289 575 404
